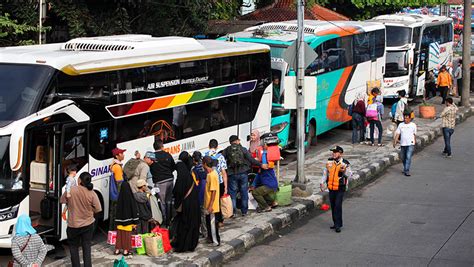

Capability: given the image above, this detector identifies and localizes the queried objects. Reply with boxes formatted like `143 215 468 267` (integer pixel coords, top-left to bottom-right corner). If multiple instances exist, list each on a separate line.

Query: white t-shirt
396 122 417 146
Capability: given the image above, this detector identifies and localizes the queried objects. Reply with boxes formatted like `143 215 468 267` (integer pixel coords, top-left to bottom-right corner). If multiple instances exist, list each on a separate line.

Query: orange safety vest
326 159 349 191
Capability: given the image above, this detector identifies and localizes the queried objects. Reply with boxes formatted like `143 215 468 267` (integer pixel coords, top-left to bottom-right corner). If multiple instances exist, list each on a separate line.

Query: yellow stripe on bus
61 49 270 76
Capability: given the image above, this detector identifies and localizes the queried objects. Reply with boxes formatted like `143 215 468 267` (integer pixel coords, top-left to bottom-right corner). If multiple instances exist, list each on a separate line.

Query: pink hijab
249 129 261 154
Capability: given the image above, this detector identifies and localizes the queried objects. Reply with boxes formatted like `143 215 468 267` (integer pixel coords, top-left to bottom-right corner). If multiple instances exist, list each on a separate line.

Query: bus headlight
386 79 409 88
270 122 288 133
0 206 19 222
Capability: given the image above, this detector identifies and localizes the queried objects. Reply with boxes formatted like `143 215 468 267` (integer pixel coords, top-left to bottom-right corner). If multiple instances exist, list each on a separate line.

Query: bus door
58 122 89 240
26 124 60 237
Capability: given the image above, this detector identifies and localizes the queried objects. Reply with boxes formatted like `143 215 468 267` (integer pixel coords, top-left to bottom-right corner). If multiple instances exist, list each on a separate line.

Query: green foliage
211 0 243 20
0 13 41 46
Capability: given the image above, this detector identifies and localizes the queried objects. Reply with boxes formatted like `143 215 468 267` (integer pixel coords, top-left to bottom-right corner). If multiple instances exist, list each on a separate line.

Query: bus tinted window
413 27 421 50
386 26 411 47
146 64 180 97
57 72 111 102
180 60 210 92
374 30 385 58
354 33 371 63
422 24 452 45
118 68 148 102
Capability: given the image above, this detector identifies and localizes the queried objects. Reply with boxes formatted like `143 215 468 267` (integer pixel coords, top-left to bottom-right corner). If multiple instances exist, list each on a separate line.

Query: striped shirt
441 105 457 129
11 234 47 266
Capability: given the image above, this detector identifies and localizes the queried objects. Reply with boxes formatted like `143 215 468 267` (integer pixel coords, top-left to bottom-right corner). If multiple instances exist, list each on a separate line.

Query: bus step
284 148 297 154
34 225 54 235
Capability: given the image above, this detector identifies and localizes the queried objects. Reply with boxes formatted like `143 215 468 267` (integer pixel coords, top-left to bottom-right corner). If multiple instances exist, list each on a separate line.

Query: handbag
8 235 31 267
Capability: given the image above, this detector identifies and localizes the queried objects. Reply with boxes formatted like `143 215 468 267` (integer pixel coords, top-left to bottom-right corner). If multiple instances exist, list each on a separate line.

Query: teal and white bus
223 21 386 149
0 35 272 247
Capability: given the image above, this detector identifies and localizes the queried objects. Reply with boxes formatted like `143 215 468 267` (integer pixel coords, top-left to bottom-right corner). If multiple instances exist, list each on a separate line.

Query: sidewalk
46 96 474 267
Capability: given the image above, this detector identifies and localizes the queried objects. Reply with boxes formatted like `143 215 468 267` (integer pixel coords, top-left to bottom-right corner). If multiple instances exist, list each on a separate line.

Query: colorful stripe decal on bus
105 80 257 118
326 66 355 122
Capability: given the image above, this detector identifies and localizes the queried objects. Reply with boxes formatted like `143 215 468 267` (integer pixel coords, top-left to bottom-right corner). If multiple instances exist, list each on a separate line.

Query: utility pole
39 0 43 44
461 0 471 107
295 0 306 184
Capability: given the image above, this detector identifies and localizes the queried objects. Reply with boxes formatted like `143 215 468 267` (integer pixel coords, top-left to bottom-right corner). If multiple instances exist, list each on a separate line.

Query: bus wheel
309 122 317 146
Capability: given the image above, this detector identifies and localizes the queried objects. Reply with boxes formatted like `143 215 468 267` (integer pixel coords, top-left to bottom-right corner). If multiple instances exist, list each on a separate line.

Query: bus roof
0 35 270 75
369 14 453 28
230 20 384 44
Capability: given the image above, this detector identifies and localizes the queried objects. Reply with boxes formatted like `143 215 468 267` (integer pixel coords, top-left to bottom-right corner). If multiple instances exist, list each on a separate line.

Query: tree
0 13 40 46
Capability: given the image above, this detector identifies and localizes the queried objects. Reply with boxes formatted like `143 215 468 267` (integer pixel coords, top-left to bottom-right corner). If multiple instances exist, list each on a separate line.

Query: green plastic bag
275 184 292 206
135 234 147 255
113 256 129 267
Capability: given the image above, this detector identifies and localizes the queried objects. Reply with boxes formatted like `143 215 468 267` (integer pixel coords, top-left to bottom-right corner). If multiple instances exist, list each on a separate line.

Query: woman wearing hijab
11 215 47 267
114 179 139 256
61 172 101 267
171 151 200 252
249 129 261 158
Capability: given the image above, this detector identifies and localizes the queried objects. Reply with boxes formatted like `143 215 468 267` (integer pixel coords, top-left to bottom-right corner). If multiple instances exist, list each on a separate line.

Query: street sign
283 41 318 71
282 76 317 110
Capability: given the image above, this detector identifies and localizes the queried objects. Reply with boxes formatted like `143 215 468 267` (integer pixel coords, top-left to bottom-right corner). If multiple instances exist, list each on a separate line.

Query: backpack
348 103 353 116
226 144 246 168
365 103 378 119
123 158 141 180
110 172 120 202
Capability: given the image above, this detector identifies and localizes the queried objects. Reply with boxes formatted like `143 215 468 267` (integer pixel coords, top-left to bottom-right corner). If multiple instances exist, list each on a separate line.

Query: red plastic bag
151 226 171 253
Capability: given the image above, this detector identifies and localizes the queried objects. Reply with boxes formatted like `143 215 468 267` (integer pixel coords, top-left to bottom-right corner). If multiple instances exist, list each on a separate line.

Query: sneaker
445 154 452 158
208 243 220 247
335 228 341 233
404 172 411 176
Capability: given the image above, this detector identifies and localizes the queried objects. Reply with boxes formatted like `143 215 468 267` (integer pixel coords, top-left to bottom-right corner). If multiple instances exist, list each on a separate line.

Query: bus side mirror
271 105 290 117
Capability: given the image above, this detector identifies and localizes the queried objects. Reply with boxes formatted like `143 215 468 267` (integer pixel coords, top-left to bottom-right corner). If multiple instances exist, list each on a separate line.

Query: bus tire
309 122 317 146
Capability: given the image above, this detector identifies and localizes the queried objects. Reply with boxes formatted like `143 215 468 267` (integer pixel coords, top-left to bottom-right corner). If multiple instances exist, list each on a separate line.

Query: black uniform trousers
329 189 345 228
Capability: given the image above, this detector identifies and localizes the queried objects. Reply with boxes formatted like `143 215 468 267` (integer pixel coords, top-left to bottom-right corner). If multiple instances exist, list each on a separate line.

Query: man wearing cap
110 147 126 230
222 135 267 216
320 146 352 233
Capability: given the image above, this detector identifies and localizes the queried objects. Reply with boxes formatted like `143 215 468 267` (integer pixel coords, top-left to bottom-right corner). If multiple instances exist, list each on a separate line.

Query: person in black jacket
222 135 267 216
150 138 176 226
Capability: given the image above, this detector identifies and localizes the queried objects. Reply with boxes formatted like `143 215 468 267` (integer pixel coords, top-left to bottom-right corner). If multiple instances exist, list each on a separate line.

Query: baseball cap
112 148 126 157
329 146 344 153
229 135 239 143
136 179 147 188
144 151 156 160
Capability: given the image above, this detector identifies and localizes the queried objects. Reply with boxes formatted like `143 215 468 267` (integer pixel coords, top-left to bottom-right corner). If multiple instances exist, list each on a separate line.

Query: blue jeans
228 173 249 215
401 145 415 173
369 119 383 144
351 113 365 144
442 127 454 155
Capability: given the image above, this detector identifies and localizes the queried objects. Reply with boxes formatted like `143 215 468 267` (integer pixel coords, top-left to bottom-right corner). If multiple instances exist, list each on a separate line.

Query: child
65 165 78 198
202 156 220 247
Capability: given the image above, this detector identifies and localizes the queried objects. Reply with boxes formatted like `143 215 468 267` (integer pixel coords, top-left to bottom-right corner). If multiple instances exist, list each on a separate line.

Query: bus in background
0 35 272 247
370 14 454 98
221 21 386 150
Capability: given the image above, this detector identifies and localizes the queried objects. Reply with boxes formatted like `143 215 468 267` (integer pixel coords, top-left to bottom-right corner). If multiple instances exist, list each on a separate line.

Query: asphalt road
229 117 474 266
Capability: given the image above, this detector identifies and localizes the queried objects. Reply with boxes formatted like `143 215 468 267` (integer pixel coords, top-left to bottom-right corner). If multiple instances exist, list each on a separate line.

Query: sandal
378 144 384 147
114 250 121 255
271 202 279 208
122 251 132 256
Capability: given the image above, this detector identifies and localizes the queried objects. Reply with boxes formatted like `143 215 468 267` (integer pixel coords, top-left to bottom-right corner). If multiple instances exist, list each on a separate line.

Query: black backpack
226 144 246 168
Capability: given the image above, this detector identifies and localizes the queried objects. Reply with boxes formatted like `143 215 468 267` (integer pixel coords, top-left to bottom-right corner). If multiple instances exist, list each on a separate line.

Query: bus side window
145 64 180 97
180 60 209 92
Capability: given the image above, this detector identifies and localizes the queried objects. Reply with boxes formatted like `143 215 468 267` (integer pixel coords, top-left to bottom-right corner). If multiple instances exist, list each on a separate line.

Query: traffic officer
320 146 352 233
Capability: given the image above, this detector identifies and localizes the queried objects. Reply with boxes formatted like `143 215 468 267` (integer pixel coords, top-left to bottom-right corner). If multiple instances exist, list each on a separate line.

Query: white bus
0 35 272 247
370 14 454 98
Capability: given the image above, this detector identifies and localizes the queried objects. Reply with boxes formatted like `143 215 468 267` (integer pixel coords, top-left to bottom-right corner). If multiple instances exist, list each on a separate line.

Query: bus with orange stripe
0 35 272 247
224 21 386 150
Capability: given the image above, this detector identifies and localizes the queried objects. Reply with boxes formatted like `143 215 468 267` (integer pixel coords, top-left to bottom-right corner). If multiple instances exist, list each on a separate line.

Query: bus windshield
386 26 412 47
385 50 409 77
0 64 54 126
